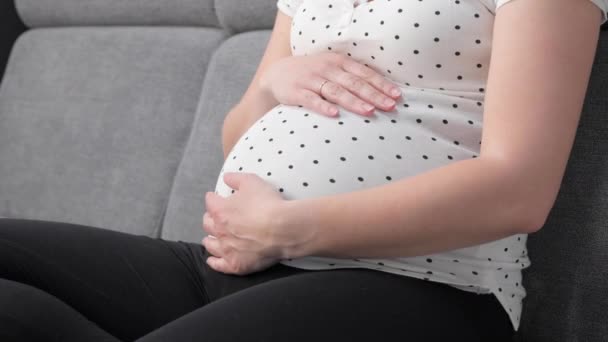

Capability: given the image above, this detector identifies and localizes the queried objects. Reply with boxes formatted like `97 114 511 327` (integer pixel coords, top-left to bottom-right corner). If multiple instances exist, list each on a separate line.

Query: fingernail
384 98 396 107
363 103 375 111
391 88 402 96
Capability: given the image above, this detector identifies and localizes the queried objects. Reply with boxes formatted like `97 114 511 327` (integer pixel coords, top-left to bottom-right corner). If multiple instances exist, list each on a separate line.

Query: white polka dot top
214 0 608 332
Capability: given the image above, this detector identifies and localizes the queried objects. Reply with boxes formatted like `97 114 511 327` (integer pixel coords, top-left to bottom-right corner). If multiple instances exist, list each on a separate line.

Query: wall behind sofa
0 1 26 81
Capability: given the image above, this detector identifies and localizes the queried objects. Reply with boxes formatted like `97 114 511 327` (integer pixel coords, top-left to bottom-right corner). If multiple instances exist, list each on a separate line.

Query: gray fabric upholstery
514 34 608 342
215 0 278 33
15 0 218 27
161 31 271 242
0 27 225 236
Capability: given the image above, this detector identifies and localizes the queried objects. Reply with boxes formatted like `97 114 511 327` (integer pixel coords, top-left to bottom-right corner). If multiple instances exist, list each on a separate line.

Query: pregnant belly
214 101 481 200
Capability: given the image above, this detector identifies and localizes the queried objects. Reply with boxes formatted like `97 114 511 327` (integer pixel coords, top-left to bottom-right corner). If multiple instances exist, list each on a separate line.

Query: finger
303 75 372 116
205 191 225 217
317 80 375 116
221 173 245 192
203 236 224 257
206 256 230 274
296 87 340 117
328 69 396 112
202 212 223 237
202 211 212 231
341 58 402 100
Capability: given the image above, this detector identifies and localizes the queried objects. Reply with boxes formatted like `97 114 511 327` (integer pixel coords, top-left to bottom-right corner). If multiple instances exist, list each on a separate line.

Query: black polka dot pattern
280 0 495 94
216 0 579 333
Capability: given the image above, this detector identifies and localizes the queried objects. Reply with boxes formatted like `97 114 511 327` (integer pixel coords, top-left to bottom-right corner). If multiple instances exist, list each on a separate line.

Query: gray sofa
0 1 606 341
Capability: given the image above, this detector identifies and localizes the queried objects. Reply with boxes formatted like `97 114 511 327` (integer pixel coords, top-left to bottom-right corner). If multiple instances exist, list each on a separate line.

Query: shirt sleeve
495 0 608 25
277 0 304 18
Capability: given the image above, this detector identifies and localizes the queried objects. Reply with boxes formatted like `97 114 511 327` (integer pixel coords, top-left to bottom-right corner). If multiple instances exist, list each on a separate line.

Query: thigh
136 268 515 342
0 218 209 341
0 218 311 341
0 278 120 342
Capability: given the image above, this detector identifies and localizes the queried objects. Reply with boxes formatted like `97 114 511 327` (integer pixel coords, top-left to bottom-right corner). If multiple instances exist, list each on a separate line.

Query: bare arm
222 10 293 160
279 0 603 259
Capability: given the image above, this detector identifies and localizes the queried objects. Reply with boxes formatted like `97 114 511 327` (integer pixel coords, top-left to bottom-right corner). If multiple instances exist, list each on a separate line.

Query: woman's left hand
202 172 312 276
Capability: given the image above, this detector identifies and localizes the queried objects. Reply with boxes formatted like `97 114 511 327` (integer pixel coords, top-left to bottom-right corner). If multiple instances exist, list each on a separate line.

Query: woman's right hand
259 51 403 117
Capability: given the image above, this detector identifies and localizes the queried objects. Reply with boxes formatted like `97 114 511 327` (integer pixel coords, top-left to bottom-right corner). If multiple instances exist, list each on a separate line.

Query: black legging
0 218 515 341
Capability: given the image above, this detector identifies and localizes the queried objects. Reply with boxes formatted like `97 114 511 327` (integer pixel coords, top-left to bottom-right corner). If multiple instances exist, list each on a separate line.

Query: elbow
515 182 558 234
519 210 548 234
494 183 552 235
483 157 555 235
510 195 553 234
504 201 547 235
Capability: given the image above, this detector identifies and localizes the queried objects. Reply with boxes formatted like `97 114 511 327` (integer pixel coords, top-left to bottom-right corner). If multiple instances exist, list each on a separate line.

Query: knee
0 279 118 342
0 279 56 340
0 278 42 305
0 278 66 319
0 279 80 341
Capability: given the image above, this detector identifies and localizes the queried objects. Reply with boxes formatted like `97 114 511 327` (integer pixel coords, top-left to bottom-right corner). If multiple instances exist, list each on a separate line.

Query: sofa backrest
156 0 282 242
0 0 226 236
15 0 219 27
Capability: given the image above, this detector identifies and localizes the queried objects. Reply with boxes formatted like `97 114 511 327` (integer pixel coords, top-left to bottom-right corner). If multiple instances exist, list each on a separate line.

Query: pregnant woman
1 0 606 341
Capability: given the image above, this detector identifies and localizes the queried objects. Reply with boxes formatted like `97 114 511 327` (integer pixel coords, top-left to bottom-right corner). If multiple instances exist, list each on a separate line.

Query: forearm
222 106 267 160
221 107 254 160
282 157 541 260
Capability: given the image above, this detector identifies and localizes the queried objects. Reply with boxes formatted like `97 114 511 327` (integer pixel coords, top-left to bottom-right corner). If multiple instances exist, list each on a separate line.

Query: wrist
257 72 276 103
274 198 322 260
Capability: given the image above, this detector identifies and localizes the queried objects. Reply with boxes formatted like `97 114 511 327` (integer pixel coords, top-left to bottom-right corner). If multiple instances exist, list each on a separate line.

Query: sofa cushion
161 30 271 242
15 0 218 27
515 33 608 342
215 0 278 33
0 27 226 236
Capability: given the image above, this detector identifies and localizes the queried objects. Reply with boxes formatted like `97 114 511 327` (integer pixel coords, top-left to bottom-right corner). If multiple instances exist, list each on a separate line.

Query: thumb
223 172 247 191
